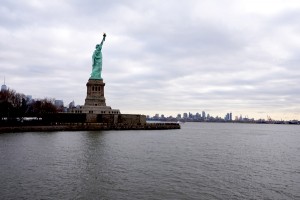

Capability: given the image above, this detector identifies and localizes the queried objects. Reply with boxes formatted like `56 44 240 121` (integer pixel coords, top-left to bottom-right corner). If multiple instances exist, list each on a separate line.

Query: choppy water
0 123 299 200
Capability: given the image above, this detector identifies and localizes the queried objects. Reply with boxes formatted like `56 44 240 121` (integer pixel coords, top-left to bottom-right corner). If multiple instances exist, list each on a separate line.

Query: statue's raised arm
90 33 106 80
100 33 106 46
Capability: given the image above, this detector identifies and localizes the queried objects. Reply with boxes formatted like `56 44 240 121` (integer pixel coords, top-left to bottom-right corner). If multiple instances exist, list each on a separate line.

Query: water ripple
0 123 299 199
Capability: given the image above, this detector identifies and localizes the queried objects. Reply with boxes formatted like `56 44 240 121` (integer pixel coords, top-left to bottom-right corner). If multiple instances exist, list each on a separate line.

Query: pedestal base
80 79 120 114
84 79 106 106
81 105 120 114
69 78 121 115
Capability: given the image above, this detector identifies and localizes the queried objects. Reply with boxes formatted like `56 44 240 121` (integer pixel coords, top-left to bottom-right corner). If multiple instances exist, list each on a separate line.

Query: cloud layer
1 0 300 120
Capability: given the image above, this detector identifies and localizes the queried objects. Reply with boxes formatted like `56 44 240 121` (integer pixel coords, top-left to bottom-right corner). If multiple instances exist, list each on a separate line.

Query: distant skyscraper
202 111 206 119
1 76 7 91
55 100 64 108
183 113 188 119
1 84 7 91
177 114 181 119
225 113 232 121
225 113 229 121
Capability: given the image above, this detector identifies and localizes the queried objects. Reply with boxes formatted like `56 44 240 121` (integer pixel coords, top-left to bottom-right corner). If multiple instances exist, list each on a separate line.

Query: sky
1 0 300 120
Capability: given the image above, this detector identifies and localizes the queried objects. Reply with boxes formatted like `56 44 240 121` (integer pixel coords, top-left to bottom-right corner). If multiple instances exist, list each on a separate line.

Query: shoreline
0 122 181 133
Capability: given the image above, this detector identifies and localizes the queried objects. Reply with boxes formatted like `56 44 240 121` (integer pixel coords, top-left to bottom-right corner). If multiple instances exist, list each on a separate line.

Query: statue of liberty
90 33 106 79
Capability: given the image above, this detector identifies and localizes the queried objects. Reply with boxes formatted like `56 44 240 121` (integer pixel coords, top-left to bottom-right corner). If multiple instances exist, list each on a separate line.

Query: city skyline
0 81 292 122
0 82 292 121
1 0 300 120
1 81 285 121
148 111 269 122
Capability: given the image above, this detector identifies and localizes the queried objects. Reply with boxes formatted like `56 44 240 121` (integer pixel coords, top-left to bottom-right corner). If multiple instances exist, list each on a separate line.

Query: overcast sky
1 0 300 120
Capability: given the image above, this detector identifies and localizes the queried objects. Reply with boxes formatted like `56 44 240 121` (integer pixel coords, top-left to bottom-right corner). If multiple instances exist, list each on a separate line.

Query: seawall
0 122 180 133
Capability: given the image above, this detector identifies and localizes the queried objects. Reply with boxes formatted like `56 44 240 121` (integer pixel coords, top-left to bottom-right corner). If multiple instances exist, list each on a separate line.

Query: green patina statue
90 33 106 79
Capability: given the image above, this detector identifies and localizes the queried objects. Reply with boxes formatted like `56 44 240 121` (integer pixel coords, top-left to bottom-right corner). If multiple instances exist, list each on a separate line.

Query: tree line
0 88 59 122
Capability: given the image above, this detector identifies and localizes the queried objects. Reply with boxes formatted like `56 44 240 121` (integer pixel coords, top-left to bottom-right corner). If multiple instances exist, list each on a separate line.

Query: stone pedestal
84 79 106 106
72 79 120 115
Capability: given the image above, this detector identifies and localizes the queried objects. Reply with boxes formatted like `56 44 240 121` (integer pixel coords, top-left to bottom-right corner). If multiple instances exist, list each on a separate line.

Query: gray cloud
1 0 300 120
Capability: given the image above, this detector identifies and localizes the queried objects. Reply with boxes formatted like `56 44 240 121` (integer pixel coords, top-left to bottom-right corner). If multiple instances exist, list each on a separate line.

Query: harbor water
0 123 299 199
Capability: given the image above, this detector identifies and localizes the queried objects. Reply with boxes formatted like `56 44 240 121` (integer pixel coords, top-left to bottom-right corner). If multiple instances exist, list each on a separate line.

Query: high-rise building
202 111 206 119
55 100 64 108
195 112 201 120
1 84 7 91
1 77 7 92
225 113 229 121
183 113 188 119
224 112 233 121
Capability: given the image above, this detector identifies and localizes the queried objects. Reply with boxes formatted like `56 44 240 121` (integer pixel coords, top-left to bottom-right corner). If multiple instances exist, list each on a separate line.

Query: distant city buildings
146 111 265 123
